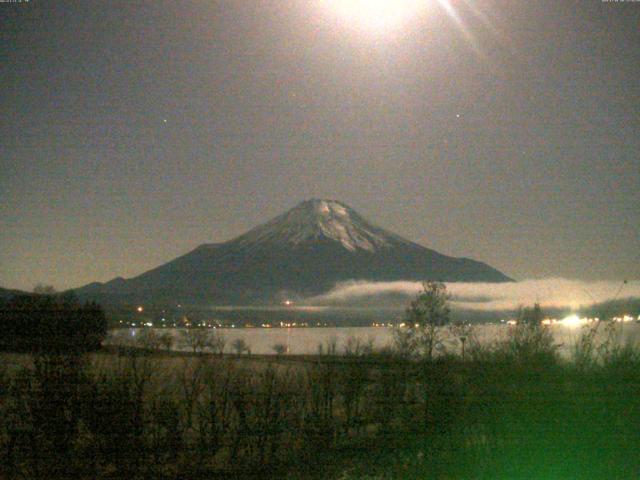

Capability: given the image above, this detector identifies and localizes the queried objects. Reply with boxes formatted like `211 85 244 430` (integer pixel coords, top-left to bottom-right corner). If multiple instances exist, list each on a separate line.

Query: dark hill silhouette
0 286 29 300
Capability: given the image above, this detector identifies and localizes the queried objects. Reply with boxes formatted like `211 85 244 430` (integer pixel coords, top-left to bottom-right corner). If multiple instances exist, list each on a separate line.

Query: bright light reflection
560 314 585 327
322 0 428 31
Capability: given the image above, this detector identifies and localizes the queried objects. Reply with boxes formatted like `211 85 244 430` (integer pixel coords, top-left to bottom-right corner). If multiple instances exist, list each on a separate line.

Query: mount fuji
74 199 512 305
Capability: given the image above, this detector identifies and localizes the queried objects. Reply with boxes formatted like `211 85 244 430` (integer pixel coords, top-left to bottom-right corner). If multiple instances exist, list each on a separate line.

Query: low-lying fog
307 278 640 311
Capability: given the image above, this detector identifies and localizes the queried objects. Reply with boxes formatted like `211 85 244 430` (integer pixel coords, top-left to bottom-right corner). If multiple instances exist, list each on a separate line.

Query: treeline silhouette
0 293 107 353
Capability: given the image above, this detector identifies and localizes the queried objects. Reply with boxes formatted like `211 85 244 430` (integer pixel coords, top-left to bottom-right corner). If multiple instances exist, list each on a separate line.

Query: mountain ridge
73 199 512 305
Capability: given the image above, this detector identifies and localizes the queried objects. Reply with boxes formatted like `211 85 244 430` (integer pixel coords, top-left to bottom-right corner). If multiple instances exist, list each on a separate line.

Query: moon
321 0 427 32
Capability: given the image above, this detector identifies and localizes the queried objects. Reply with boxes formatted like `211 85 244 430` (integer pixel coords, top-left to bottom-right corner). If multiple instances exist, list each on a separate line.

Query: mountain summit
74 199 512 305
235 199 408 252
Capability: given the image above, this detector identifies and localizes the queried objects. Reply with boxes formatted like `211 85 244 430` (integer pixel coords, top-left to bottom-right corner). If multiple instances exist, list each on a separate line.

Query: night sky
1 0 639 291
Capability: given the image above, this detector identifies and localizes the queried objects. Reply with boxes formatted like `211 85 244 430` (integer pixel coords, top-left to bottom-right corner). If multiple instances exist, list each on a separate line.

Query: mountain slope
74 199 512 304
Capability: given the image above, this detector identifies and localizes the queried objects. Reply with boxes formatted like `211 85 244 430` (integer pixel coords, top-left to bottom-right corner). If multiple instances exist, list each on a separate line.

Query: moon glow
321 0 427 32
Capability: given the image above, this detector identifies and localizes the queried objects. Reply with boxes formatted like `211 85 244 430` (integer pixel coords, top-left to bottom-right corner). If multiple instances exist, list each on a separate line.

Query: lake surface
108 322 640 358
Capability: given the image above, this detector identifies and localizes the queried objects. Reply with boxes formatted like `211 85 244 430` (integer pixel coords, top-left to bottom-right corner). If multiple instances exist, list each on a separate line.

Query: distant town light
560 314 584 327
136 306 144 313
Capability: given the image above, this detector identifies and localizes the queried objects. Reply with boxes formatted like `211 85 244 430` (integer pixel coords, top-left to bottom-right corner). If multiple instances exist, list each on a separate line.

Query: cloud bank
308 278 640 311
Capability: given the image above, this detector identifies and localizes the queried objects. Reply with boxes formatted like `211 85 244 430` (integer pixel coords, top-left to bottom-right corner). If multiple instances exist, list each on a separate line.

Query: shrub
501 304 559 365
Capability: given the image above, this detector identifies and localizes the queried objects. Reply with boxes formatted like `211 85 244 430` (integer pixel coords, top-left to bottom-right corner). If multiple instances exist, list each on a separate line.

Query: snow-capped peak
234 199 406 252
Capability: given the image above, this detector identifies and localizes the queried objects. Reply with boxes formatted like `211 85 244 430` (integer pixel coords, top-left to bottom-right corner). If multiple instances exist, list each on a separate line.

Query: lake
108 321 640 358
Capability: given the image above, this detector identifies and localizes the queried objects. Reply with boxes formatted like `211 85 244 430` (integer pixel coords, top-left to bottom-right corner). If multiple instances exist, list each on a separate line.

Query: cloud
307 278 640 311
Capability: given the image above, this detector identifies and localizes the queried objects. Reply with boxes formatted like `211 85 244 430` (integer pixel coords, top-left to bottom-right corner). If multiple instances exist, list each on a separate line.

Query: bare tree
324 335 338 356
136 329 162 351
272 343 287 356
343 336 373 357
392 324 419 359
176 357 206 429
159 331 174 351
208 329 227 356
404 281 451 360
179 329 210 354
231 338 250 355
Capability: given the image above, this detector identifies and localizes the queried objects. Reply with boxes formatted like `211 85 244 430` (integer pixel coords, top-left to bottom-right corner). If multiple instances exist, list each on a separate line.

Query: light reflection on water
108 323 640 357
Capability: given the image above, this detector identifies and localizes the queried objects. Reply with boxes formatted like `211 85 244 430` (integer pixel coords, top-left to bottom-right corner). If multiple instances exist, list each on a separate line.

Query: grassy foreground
1 323 639 479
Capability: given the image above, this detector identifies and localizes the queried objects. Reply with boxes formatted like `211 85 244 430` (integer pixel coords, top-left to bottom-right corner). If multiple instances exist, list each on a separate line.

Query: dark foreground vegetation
0 293 106 353
1 288 639 479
